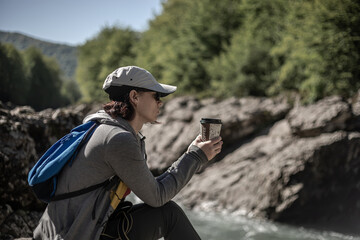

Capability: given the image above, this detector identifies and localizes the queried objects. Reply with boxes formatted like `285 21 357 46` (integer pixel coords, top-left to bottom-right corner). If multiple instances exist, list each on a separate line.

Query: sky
0 0 163 46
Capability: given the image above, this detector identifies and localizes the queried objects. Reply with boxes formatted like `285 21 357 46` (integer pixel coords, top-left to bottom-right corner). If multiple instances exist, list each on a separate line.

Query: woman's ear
129 90 138 106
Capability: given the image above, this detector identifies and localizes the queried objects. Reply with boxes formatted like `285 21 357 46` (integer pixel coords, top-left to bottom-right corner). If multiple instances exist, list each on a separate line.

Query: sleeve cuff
188 145 208 164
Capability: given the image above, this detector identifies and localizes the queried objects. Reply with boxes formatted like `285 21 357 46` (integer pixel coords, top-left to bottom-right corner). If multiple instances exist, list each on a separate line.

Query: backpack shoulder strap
68 120 100 166
51 176 120 201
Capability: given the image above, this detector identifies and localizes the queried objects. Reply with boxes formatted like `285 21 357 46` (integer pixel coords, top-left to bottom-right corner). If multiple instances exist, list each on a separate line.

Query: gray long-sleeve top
33 111 207 240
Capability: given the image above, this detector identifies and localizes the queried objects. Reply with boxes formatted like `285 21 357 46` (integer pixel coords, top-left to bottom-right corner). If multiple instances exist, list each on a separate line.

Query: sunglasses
134 88 161 102
152 92 161 102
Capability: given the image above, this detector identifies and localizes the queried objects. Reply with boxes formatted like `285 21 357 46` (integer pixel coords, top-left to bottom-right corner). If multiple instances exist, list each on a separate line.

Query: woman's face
136 91 162 124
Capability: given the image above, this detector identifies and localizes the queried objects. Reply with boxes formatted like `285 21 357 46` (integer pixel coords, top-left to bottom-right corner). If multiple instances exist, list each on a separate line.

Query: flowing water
128 193 359 240
186 209 360 240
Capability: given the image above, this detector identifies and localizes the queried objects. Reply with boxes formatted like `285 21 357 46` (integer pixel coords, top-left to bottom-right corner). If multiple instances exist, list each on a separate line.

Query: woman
33 66 223 240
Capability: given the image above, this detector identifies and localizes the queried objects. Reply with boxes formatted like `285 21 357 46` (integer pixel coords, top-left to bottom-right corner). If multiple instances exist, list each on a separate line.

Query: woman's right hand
190 135 223 161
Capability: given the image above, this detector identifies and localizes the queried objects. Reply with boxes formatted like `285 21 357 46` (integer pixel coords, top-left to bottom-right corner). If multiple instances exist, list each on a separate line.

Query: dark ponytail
103 86 135 120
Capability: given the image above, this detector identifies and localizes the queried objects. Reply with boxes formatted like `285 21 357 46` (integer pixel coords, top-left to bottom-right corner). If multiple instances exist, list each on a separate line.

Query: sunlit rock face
1 91 360 238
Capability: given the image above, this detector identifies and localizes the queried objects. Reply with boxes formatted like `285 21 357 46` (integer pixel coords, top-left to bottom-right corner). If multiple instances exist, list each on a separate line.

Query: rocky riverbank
1 91 359 239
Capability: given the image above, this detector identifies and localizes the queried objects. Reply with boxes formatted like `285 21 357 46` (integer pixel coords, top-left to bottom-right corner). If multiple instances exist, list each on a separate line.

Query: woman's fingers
187 135 203 153
198 136 223 161
209 136 222 145
189 135 223 160
212 137 223 154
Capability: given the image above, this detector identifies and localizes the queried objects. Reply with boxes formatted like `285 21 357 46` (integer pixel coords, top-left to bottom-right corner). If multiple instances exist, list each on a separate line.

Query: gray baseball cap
103 66 177 97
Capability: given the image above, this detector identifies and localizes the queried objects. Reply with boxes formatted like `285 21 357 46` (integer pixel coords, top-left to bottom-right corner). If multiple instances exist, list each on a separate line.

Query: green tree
0 43 29 105
208 0 289 98
61 78 82 104
76 27 139 102
134 0 191 89
23 47 65 110
270 0 360 102
134 0 243 96
75 0 359 102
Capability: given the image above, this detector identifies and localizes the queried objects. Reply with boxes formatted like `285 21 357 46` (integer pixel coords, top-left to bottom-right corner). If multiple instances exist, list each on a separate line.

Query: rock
0 204 13 226
0 103 94 239
351 89 360 114
287 96 353 137
348 89 360 131
174 95 360 234
175 119 295 214
177 129 360 231
142 96 290 173
0 110 38 210
0 208 42 239
2 91 360 238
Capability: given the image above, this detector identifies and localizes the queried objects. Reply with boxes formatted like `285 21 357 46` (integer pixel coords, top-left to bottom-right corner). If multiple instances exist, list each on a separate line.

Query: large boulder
287 96 353 137
174 96 360 234
0 106 39 210
0 204 41 239
142 96 290 173
0 103 98 239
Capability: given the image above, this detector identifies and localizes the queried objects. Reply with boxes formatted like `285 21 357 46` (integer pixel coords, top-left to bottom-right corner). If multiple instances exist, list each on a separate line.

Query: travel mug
200 118 222 141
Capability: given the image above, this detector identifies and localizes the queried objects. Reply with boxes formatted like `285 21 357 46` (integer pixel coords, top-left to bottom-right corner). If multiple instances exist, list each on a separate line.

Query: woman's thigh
127 201 200 240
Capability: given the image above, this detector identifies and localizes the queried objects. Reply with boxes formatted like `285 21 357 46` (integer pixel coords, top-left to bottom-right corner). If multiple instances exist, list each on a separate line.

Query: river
186 209 359 240
128 193 359 240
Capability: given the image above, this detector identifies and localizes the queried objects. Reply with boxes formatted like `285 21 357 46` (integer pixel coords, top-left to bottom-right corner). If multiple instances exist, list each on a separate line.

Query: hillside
0 31 77 79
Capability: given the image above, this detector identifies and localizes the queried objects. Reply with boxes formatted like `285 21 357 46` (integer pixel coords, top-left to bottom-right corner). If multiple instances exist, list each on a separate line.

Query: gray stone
2 91 360 238
142 96 290 173
287 96 352 137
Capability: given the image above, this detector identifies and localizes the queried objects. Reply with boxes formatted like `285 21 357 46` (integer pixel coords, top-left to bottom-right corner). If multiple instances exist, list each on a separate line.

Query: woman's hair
103 100 134 120
103 85 150 120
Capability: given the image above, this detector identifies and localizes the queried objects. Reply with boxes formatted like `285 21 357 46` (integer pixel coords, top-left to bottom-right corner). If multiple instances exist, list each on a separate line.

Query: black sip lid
200 118 222 124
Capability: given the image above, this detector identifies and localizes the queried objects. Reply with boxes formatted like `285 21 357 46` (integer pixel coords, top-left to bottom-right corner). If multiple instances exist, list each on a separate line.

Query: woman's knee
160 201 200 239
162 201 187 218
163 201 181 211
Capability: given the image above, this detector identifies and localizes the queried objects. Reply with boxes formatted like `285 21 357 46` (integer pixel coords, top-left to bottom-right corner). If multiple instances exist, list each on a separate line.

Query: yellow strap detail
110 181 129 209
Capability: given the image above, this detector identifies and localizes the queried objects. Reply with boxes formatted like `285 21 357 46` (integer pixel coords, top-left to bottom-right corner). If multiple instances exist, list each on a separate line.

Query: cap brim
152 83 177 97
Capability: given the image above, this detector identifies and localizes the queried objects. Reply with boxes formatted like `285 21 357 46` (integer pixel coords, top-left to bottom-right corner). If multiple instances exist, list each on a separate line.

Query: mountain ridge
0 31 77 79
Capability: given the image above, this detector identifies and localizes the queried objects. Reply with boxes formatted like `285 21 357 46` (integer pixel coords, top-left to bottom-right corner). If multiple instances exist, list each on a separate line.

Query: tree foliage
74 0 360 103
134 0 243 96
208 0 288 98
23 47 67 110
3 0 358 106
76 27 139 102
0 31 77 79
270 0 360 102
0 43 70 110
0 43 28 105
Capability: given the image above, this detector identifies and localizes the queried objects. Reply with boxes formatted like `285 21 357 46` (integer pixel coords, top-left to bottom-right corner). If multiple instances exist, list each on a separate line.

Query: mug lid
200 118 222 124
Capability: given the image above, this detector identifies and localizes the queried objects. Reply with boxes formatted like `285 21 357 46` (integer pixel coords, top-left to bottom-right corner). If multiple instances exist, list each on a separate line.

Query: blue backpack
28 120 111 203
